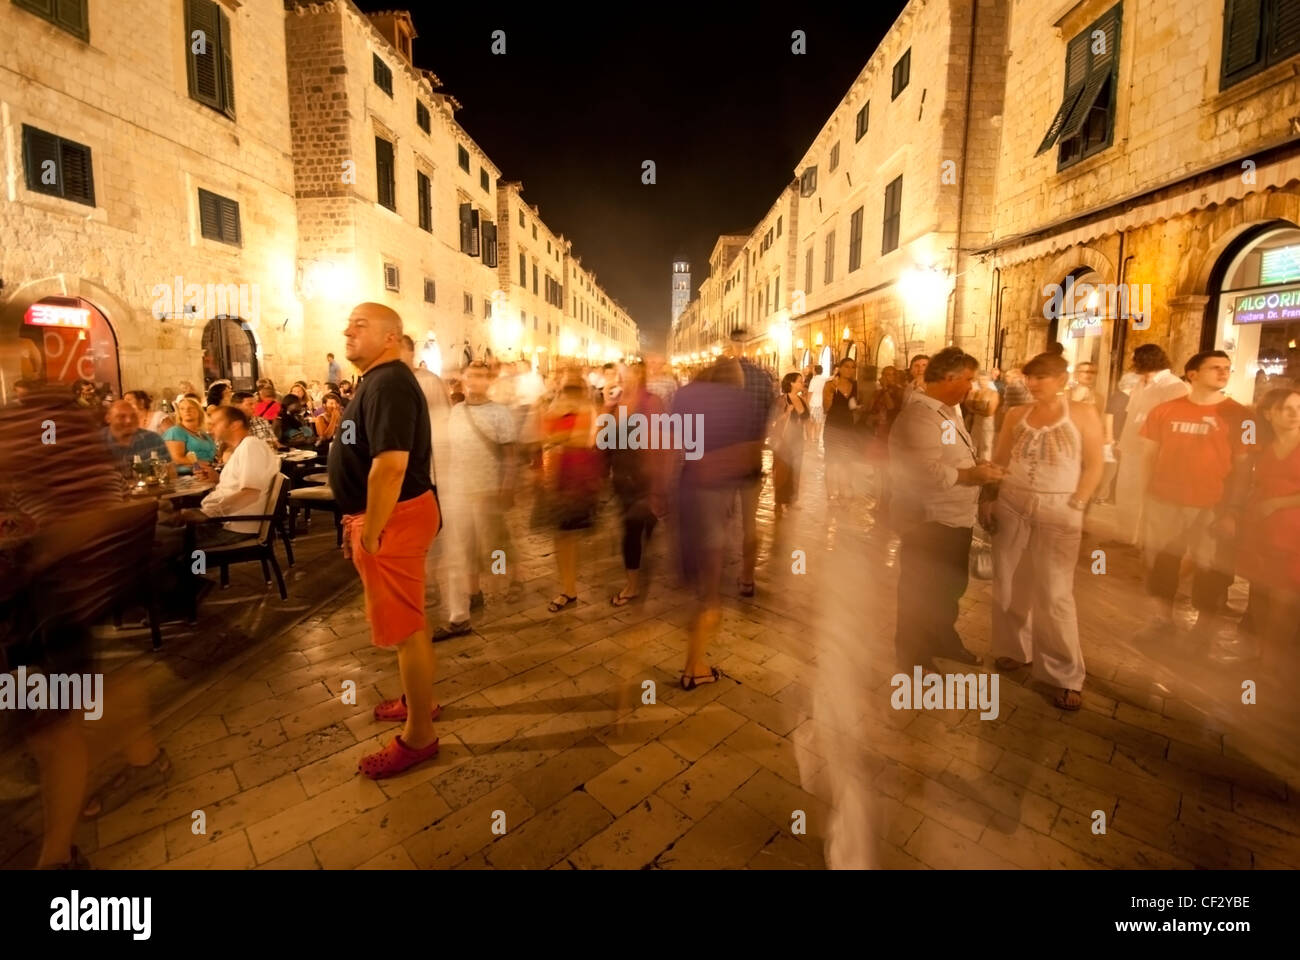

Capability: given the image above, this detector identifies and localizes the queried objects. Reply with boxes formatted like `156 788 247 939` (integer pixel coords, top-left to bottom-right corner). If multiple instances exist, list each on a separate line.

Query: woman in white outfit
979 352 1104 710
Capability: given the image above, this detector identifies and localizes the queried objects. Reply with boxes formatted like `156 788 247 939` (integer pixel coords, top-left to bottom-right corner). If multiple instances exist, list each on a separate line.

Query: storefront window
21 296 121 398
1212 226 1300 405
1049 268 1114 404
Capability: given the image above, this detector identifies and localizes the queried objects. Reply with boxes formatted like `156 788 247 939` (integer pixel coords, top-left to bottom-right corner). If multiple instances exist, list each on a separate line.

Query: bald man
102 398 168 472
327 302 442 778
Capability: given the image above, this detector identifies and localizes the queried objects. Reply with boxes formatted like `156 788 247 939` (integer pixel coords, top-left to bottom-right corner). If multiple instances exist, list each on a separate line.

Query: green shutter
22 125 62 196
186 0 221 110
1035 31 1092 155
59 139 94 205
14 0 57 17
220 197 241 245
218 8 236 118
1223 0 1265 80
198 189 221 239
1271 0 1300 61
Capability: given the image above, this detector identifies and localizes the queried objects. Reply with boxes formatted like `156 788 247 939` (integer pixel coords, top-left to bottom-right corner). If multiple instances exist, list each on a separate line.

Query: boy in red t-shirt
1139 351 1251 637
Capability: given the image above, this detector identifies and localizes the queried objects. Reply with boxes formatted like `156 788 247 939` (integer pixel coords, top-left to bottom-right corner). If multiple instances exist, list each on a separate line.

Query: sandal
1053 688 1083 711
373 695 443 723
680 666 722 690
547 594 577 613
610 589 639 607
82 749 172 819
358 736 440 780
994 657 1028 671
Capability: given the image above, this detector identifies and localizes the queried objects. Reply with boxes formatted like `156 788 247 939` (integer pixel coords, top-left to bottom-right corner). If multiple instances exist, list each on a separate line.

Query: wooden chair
189 473 291 608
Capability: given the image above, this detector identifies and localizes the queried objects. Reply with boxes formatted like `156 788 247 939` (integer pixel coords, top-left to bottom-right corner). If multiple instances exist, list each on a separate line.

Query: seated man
233 390 278 446
102 399 167 473
171 405 280 547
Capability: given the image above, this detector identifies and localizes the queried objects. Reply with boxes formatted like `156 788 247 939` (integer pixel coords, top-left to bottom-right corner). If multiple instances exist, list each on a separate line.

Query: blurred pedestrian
771 372 809 517
1112 344 1189 546
541 367 602 612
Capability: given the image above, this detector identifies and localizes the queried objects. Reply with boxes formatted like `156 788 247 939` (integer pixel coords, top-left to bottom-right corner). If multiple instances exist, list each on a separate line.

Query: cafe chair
288 480 342 549
190 473 292 604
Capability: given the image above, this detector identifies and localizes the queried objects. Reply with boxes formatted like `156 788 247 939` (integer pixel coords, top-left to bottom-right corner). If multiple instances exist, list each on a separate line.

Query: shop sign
25 302 90 329
1233 286 1300 325
1067 315 1104 338
1260 246 1300 286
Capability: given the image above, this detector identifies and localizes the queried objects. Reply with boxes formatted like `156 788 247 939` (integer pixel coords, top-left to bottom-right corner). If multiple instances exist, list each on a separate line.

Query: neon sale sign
25 303 91 328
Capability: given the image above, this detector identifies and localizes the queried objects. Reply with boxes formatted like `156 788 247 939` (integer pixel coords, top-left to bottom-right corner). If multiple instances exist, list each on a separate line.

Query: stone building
975 0 1300 404
0 0 301 400
670 257 691 326
494 182 566 368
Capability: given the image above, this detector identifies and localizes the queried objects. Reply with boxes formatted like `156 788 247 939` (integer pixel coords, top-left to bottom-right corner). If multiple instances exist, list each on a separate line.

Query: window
1221 0 1300 89
424 279 436 303
480 168 490 192
457 144 470 173
824 231 836 284
375 137 395 211
417 171 432 232
416 101 430 133
532 224 538 240
22 125 95 206
458 202 479 256
882 175 903 254
547 240 551 254
13 0 87 40
533 263 539 295
373 54 393 97
1036 4 1121 168
481 220 498 267
519 209 526 228
185 0 235 119
829 142 840 173
463 293 473 315
384 262 399 292
519 251 527 286
848 207 864 272
777 216 782 238
891 48 911 99
855 101 870 141
198 188 241 246
485 300 492 319
800 166 818 197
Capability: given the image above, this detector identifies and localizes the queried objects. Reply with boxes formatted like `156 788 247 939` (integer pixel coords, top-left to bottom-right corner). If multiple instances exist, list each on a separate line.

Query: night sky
355 4 909 345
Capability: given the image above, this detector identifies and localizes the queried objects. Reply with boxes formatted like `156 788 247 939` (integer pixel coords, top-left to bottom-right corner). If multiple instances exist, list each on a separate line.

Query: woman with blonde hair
162 397 217 473
541 367 602 612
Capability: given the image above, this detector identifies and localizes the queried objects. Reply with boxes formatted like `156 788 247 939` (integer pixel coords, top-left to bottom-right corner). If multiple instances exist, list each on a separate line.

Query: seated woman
205 381 232 410
277 395 315 446
162 398 217 473
312 392 343 443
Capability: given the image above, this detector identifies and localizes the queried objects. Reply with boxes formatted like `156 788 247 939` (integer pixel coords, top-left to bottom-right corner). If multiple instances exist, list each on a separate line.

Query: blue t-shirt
102 427 167 472
163 425 217 463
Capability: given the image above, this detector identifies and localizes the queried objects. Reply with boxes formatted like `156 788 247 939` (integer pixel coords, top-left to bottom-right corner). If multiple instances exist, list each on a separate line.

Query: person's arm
1072 403 1105 505
361 450 409 553
822 380 836 410
164 436 189 465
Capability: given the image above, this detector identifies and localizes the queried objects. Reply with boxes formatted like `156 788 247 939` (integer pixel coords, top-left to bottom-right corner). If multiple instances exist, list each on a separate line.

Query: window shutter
470 209 481 257
417 172 431 231
220 196 241 245
1058 5 1121 143
375 138 394 210
218 8 235 118
1035 30 1091 155
22 125 61 195
186 0 222 110
198 189 221 238
1223 0 1265 78
1270 0 1300 60
15 0 57 17
60 140 94 205
53 0 89 40
482 221 497 267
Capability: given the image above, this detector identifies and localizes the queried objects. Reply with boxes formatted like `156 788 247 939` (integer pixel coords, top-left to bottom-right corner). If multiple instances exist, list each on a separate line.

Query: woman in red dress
1240 387 1300 667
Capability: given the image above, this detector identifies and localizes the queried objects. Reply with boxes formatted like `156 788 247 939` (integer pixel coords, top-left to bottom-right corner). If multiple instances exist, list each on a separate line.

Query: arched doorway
1045 266 1116 401
201 317 259 392
19 296 121 397
1205 221 1300 404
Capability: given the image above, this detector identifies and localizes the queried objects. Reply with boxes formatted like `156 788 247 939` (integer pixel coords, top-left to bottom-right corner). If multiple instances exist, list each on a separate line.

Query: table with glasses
126 473 216 508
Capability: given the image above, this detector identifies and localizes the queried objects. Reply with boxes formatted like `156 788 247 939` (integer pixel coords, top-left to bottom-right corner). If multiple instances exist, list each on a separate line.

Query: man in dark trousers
889 347 1004 669
328 302 441 779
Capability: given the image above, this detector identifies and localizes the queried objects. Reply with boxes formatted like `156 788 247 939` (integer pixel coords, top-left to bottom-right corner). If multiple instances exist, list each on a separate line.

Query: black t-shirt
327 359 432 515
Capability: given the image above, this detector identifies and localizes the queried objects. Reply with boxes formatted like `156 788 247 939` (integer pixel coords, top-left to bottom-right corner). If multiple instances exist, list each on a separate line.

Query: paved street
6 450 1299 870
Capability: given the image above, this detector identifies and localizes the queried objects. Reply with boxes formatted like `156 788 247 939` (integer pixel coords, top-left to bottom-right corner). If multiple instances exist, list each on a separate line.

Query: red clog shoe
358 736 440 779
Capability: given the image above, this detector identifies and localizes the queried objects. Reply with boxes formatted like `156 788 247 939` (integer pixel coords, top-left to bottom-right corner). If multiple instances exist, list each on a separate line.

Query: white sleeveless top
1005 395 1082 494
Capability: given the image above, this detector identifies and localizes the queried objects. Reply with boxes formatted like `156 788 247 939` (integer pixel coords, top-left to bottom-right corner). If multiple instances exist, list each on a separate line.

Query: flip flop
1053 688 1083 711
373 695 443 723
680 666 722 690
610 590 639 607
548 594 577 613
358 736 440 780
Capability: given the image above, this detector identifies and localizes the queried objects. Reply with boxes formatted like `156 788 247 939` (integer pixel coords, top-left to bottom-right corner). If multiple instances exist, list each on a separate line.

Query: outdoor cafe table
127 476 215 509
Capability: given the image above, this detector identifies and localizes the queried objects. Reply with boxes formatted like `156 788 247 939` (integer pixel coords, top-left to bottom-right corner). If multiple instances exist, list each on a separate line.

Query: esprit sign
25 302 91 329
1233 286 1300 325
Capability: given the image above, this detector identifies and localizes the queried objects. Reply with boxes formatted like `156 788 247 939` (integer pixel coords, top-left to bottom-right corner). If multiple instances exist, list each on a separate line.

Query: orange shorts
344 490 439 648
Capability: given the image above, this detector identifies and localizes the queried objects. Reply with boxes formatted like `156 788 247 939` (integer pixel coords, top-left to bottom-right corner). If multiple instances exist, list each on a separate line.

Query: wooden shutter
54 0 89 40
22 125 61 196
375 138 394 210
1059 5 1121 143
186 0 222 110
1223 0 1265 80
15 0 56 17
1035 30 1091 155
470 209 481 257
417 172 431 231
60 140 94 205
220 196 241 245
1271 0 1300 60
482 221 497 267
218 7 235 118
459 203 473 254
198 189 221 239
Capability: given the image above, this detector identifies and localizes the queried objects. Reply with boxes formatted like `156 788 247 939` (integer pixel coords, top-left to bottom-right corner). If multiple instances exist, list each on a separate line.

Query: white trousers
1112 439 1145 546
439 491 514 624
991 487 1086 691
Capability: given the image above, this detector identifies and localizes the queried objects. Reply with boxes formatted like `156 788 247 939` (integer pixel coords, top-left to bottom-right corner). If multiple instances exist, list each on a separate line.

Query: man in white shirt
1112 344 1189 547
179 406 281 545
807 364 829 446
401 335 449 487
890 347 1003 669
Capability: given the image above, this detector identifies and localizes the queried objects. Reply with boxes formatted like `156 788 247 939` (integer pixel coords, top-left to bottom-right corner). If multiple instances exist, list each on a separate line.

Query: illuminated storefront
20 296 121 396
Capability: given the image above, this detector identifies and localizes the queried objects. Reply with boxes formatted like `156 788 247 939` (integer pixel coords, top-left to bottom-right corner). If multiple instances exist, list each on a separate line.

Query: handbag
969 530 994 580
